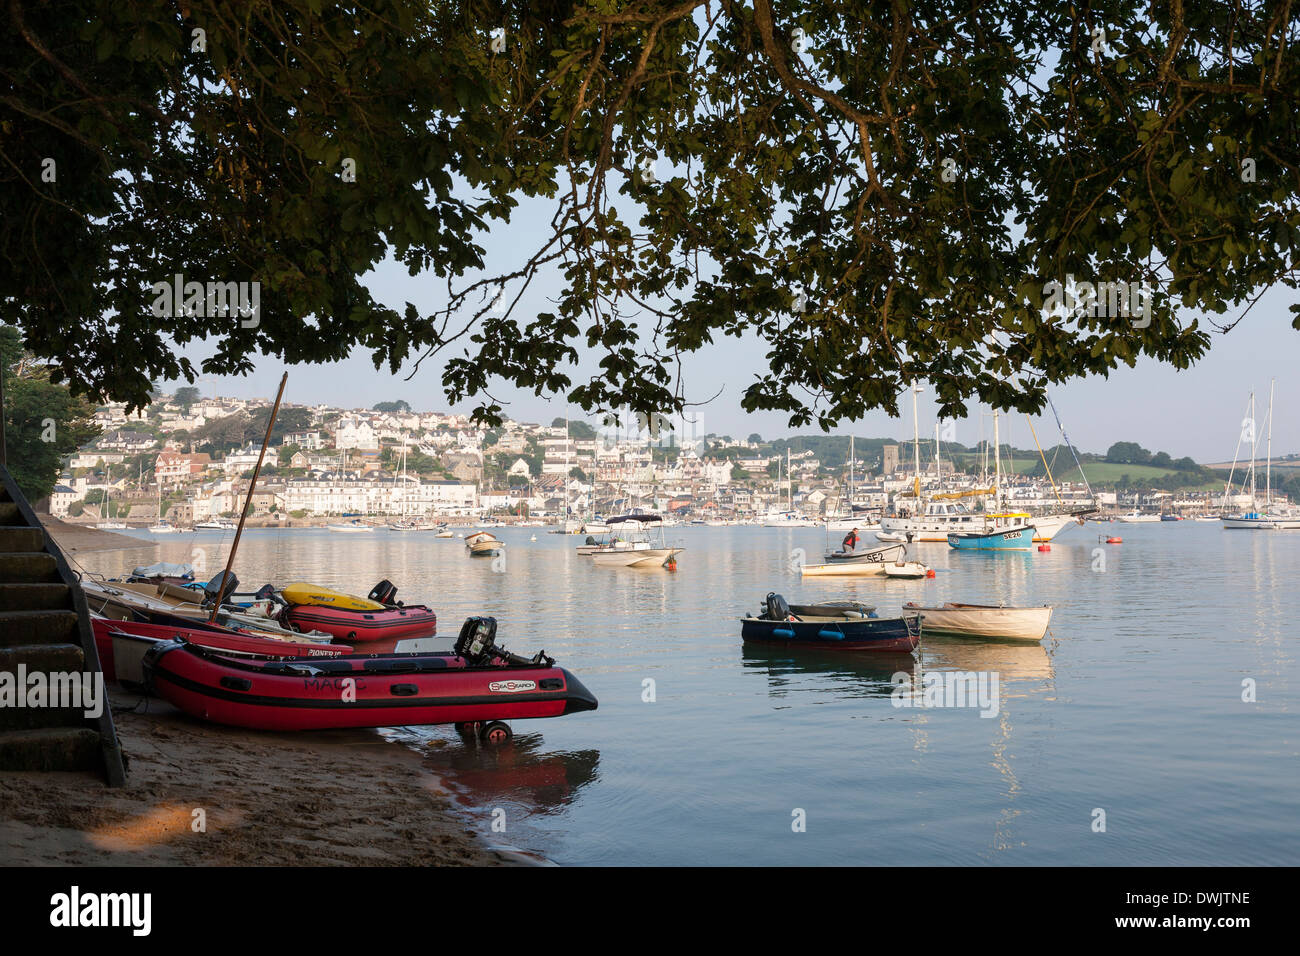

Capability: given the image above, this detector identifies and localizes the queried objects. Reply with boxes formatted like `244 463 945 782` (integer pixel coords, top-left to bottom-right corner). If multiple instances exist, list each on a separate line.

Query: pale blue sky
172 196 1299 463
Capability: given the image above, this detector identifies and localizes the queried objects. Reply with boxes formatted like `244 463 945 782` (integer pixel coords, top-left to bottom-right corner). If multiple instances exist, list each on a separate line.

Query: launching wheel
480 721 512 745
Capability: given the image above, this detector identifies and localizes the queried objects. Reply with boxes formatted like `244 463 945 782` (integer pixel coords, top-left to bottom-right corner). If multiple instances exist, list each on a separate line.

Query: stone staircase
0 465 125 785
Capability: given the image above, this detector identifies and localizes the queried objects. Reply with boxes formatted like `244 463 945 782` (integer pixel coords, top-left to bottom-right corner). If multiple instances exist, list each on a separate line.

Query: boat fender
816 630 845 641
773 628 796 639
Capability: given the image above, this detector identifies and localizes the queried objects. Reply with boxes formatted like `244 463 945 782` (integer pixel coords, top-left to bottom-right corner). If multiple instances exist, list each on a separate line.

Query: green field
945 455 1218 488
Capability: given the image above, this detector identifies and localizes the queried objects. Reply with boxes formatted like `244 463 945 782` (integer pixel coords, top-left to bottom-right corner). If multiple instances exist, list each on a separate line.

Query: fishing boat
947 526 1036 550
740 593 919 652
93 619 353 684
466 530 504 556
583 514 683 567
281 580 437 642
143 617 598 738
902 602 1054 642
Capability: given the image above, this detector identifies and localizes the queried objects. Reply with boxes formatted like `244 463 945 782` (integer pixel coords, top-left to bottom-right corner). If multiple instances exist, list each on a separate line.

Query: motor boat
740 593 919 652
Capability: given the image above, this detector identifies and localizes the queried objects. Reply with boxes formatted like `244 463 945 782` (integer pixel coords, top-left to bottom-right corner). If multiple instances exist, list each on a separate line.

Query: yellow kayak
281 582 383 611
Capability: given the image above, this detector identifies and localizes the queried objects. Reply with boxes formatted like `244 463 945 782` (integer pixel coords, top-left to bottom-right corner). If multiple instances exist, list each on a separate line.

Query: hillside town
47 391 1260 528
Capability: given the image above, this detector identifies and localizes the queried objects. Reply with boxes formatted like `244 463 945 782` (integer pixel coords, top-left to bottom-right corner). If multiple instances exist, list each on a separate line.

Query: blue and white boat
947 526 1036 551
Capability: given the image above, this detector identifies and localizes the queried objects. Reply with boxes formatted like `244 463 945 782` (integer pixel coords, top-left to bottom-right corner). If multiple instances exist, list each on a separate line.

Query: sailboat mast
1266 378 1274 510
1250 392 1257 508
994 409 1002 512
912 383 922 503
848 434 854 510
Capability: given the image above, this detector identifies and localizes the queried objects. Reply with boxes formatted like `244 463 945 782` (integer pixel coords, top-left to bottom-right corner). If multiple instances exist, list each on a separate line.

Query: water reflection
411 730 601 814
741 647 916 700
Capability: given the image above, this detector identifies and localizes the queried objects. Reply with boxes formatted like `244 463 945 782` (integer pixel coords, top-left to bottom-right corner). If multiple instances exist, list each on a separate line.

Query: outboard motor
367 579 399 606
765 592 793 622
455 616 499 665
203 570 238 607
455 616 553 667
585 535 597 545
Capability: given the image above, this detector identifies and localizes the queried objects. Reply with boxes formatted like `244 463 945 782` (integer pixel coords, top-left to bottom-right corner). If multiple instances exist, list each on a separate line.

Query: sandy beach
0 687 508 866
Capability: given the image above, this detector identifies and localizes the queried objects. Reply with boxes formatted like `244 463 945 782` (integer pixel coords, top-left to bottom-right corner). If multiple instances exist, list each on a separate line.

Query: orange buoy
925 569 936 578
665 558 678 572
1106 536 1122 544
1037 544 1051 552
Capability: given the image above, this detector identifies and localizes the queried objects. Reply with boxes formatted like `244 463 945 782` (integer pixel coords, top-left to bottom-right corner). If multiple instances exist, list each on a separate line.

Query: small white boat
95 521 128 530
1115 511 1161 523
583 514 682 568
326 521 373 533
1193 515 1221 522
147 522 177 534
194 519 238 531
902 602 1054 641
875 531 911 543
801 545 930 577
435 528 455 538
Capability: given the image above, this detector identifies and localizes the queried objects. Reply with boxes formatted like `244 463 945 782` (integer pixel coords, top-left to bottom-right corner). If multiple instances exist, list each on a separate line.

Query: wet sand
0 688 509 866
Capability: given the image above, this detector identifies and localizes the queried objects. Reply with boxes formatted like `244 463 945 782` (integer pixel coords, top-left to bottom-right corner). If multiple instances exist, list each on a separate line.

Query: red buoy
925 569 936 578
1037 544 1051 552
1106 536 1123 544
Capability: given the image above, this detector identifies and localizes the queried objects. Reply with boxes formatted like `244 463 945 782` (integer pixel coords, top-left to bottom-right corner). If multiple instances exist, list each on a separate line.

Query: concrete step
0 501 21 524
0 643 86 672
0 727 103 772
0 610 79 645
0 527 44 552
0 552 60 583
0 698 89 732
0 582 70 612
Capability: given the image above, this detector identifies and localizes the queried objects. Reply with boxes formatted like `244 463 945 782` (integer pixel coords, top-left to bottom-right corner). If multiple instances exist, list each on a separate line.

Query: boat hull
284 604 437 642
1222 514 1300 530
947 527 1036 551
589 547 681 567
881 512 1075 542
903 603 1052 641
94 620 353 684
144 641 598 732
741 615 919 652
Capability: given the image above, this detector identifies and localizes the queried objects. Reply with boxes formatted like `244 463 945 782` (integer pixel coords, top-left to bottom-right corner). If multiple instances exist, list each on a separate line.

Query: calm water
78 523 1298 865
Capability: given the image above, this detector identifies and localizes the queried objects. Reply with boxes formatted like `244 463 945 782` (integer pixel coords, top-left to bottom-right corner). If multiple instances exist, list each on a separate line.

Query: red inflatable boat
283 603 437 642
92 619 353 683
143 617 597 734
